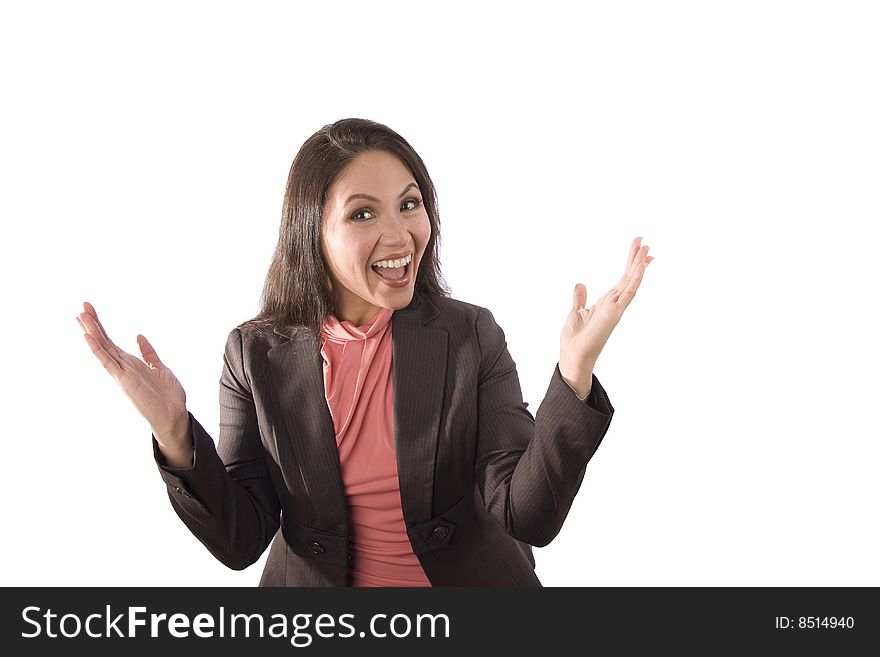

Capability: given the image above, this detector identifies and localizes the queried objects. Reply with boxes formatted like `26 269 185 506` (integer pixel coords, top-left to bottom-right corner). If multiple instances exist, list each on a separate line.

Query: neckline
321 307 394 342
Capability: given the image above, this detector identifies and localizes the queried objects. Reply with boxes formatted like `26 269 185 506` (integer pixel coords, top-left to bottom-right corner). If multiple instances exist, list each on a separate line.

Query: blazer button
310 541 325 555
431 526 449 541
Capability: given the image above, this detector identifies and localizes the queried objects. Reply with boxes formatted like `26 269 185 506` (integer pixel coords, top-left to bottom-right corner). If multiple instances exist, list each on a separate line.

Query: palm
560 237 653 370
77 301 187 439
120 351 186 411
561 290 622 364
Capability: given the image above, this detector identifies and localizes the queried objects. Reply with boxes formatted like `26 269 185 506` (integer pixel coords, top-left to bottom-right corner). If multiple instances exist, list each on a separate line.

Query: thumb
137 334 164 369
572 283 587 311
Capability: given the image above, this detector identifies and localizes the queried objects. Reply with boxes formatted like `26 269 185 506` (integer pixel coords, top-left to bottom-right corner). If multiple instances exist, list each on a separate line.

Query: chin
374 288 411 308
387 293 415 310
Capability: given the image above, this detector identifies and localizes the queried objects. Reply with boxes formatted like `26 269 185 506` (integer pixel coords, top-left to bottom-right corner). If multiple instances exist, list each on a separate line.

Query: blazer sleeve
151 327 282 571
474 306 614 547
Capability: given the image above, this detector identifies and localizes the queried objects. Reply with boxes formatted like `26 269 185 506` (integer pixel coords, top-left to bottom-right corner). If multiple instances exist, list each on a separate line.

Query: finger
82 301 116 349
79 324 125 379
616 244 649 290
572 283 587 311
78 312 129 374
78 310 109 347
137 334 165 369
613 244 651 304
625 237 642 272
616 260 648 309
79 306 126 361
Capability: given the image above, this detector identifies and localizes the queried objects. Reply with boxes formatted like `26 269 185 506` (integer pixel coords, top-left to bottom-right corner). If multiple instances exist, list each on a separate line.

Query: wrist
153 411 190 449
158 442 194 469
558 361 593 400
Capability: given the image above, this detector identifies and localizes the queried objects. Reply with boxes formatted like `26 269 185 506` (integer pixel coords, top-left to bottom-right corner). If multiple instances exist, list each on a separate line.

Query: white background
2 0 877 587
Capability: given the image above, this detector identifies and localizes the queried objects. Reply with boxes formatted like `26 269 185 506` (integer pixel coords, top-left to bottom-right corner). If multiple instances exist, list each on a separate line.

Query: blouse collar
321 307 394 343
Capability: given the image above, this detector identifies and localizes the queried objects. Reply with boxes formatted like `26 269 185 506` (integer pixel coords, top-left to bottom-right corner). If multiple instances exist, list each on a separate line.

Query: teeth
372 253 412 269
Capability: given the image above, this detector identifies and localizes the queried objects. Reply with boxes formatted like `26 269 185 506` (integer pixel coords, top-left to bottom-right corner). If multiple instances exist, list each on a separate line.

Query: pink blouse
320 308 432 587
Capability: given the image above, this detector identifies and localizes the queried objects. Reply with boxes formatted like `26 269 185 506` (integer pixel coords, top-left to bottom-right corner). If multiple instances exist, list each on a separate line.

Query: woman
77 118 653 586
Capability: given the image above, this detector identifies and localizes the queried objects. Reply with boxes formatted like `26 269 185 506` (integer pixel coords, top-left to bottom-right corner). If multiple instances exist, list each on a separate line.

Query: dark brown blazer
153 291 614 586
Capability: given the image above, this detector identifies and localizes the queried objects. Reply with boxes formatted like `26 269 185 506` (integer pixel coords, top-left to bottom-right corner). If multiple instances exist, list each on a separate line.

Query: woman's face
321 150 432 326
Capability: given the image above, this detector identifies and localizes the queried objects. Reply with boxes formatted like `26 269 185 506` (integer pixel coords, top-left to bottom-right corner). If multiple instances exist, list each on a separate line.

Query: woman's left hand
558 236 654 398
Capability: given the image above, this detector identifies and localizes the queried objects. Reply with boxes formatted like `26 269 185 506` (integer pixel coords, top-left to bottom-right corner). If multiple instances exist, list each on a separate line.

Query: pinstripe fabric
152 291 614 586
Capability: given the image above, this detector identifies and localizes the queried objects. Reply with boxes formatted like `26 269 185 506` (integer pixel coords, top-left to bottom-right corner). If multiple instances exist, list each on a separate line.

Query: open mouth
370 256 411 286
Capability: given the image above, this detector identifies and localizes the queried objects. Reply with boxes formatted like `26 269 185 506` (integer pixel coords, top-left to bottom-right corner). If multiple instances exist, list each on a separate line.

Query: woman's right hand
76 301 191 455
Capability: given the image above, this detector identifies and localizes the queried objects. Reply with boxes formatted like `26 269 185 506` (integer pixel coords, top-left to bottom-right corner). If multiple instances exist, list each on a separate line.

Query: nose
379 209 411 247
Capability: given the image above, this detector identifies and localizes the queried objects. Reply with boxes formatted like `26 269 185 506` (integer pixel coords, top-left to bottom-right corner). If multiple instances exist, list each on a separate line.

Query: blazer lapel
267 333 349 529
265 292 447 533
391 294 447 527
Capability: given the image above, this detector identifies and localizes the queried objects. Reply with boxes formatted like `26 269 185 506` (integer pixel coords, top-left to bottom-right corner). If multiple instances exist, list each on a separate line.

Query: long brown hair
247 118 451 356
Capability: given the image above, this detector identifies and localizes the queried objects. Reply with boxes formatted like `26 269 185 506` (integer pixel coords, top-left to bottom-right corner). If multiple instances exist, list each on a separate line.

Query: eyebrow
344 182 420 207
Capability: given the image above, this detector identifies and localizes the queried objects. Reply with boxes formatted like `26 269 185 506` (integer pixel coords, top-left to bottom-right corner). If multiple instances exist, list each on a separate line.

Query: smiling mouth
370 252 413 269
370 252 412 281
372 261 409 282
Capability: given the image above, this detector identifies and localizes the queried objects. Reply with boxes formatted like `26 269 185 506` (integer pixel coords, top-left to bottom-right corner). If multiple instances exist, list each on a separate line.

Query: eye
402 198 423 212
350 208 374 222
